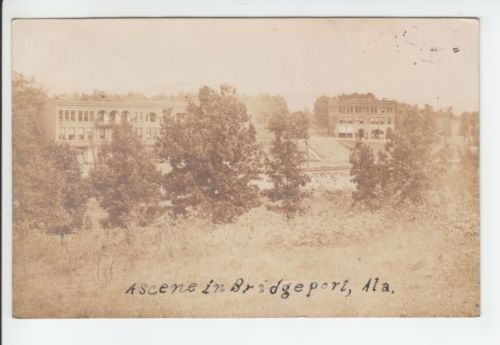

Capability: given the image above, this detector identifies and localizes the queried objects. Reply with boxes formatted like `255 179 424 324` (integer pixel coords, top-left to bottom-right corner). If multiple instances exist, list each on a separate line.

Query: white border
2 1 500 344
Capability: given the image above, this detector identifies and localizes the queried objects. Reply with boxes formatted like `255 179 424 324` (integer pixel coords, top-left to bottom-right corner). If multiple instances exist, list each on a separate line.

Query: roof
49 99 189 114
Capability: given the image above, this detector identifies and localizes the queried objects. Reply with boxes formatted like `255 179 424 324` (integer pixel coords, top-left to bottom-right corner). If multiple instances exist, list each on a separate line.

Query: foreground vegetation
13 186 479 317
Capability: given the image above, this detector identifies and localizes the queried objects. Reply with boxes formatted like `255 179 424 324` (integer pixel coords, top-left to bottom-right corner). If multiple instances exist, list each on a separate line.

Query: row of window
337 129 387 139
58 127 93 141
134 127 159 139
58 110 158 123
96 112 157 123
59 110 95 122
338 105 394 114
338 116 392 125
58 127 159 141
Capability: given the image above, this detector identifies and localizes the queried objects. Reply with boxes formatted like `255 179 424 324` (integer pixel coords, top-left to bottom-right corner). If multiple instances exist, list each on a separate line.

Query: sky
12 18 479 113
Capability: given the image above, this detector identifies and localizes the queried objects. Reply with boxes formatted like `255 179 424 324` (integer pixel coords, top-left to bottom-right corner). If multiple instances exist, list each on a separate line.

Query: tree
13 73 86 236
349 141 382 207
313 95 330 130
349 105 439 208
459 111 479 146
265 111 311 218
156 85 262 223
245 94 289 130
91 122 161 228
45 143 91 233
384 105 438 204
458 146 479 203
13 73 92 283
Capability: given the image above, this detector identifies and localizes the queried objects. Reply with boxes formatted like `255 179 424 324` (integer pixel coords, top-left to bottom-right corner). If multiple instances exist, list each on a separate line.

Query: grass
12 186 479 318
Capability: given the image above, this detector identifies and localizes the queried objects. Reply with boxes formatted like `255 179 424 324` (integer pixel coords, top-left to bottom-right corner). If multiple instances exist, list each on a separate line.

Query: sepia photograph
10 18 479 318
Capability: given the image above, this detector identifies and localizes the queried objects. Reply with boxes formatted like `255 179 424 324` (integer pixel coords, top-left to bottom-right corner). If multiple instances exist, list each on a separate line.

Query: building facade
327 94 396 139
40 100 187 165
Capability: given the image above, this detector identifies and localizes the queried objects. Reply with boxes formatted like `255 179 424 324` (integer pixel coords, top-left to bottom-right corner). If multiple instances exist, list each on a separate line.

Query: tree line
348 104 479 209
13 75 310 236
13 73 479 237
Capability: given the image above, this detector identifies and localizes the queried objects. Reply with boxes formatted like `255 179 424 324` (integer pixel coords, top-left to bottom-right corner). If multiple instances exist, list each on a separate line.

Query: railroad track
303 165 350 173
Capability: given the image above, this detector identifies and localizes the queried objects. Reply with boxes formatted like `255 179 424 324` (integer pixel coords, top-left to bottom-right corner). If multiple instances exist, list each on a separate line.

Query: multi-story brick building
40 100 187 165
327 94 396 139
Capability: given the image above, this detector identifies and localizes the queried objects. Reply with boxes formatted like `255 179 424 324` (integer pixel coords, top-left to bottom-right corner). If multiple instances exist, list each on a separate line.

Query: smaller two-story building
327 94 396 140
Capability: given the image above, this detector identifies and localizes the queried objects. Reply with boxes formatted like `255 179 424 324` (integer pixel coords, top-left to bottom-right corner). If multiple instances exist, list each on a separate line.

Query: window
78 127 85 140
388 117 392 124
137 127 143 138
58 110 63 121
153 128 158 138
70 111 75 121
87 128 94 139
65 110 69 121
90 111 94 121
146 128 152 139
84 111 89 122
121 111 128 123
68 128 75 140
99 128 106 139
148 113 157 122
78 111 83 121
59 127 66 140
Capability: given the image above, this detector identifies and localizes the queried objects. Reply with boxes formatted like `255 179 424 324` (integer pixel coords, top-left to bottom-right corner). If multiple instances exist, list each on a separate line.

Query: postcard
11 18 479 317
